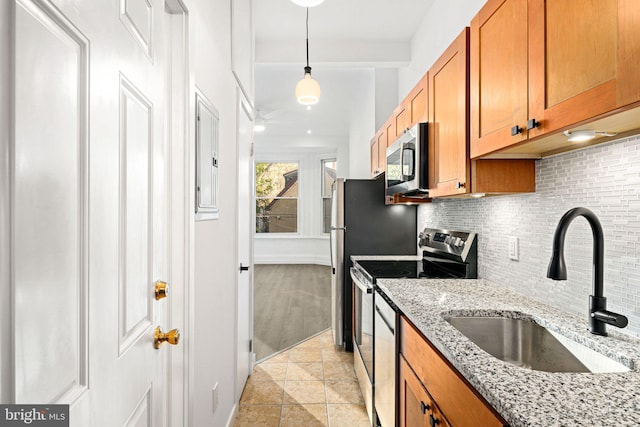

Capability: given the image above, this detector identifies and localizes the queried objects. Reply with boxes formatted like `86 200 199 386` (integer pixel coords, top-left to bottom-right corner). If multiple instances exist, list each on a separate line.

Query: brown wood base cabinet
399 316 507 427
400 355 451 427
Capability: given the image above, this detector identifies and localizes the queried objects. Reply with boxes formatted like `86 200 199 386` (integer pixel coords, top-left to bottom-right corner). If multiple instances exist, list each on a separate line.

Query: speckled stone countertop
376 278 640 427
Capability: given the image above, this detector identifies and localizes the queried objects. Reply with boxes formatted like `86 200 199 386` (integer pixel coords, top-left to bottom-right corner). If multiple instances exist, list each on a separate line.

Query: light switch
508 236 519 261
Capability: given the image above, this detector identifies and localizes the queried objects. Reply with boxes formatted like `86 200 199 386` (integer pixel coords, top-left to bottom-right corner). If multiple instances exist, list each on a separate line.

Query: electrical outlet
212 382 219 413
508 236 519 261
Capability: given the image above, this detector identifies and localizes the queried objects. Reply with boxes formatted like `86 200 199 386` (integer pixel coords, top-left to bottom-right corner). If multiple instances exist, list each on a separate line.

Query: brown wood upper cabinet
396 74 428 137
428 28 471 197
371 76 427 178
470 0 640 158
428 28 535 197
370 127 388 178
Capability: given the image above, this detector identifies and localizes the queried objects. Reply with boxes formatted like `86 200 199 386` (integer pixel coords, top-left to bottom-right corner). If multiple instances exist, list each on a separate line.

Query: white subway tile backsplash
418 134 640 338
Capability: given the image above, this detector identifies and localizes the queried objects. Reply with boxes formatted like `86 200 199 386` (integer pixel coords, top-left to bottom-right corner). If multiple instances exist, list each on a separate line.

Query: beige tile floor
234 329 370 427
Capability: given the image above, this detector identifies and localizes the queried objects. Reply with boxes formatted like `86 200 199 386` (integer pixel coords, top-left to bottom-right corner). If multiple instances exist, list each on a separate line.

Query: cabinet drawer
400 316 506 427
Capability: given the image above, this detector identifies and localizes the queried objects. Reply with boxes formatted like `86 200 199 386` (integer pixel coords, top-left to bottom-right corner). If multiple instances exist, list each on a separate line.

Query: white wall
398 0 485 99
374 68 399 130
348 68 376 179
253 146 338 265
187 0 245 425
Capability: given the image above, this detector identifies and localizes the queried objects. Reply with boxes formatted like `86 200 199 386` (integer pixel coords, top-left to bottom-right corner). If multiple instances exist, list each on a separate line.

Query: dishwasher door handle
375 305 395 334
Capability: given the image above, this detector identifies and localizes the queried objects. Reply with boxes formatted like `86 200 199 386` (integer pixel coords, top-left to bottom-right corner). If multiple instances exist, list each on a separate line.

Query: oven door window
354 283 374 380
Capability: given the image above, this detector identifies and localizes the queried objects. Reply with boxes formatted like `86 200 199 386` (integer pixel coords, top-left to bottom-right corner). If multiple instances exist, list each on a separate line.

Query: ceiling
253 0 435 142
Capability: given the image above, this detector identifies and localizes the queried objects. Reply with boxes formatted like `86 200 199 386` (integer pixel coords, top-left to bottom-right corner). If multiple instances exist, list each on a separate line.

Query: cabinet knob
456 182 465 189
420 401 430 414
527 118 540 130
511 125 523 136
430 414 440 427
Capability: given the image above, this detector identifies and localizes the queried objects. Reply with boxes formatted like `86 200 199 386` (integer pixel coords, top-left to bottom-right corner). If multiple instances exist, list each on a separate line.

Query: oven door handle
350 267 373 294
375 305 395 334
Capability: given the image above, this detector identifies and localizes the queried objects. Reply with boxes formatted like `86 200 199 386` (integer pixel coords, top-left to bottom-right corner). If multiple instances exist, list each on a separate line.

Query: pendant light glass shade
291 0 325 6
295 69 321 105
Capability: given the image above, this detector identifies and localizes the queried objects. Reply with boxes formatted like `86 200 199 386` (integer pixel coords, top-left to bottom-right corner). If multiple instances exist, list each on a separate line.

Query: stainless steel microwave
385 122 429 197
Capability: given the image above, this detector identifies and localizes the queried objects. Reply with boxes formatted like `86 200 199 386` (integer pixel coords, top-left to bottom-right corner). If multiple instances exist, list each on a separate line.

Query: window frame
255 161 300 235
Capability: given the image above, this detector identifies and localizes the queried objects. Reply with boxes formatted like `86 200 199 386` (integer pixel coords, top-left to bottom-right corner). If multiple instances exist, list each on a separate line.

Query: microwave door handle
402 146 415 180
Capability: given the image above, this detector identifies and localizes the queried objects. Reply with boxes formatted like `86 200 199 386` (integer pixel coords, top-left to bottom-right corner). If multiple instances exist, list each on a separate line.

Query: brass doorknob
154 326 180 349
154 281 168 300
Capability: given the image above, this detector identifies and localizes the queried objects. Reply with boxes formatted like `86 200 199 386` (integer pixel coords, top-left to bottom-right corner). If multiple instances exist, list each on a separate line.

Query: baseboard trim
226 403 238 427
254 255 330 266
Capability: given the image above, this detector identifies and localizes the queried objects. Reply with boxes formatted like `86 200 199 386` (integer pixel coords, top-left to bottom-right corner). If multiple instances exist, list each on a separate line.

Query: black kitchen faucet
547 207 628 336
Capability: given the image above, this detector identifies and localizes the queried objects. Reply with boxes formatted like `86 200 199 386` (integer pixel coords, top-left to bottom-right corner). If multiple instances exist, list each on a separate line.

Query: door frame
164 0 192 426
0 0 12 405
235 88 255 401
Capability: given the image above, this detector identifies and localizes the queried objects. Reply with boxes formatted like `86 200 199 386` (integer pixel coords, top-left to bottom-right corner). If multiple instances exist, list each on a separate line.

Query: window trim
255 161 300 235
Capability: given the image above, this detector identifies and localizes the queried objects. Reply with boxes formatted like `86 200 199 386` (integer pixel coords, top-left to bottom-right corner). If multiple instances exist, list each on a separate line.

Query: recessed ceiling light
291 0 325 6
254 124 266 132
563 130 617 143
307 130 312 134
307 106 312 111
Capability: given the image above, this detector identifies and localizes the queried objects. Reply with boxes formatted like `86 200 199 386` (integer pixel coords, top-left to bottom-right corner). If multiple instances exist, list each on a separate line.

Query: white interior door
8 0 178 425
236 90 255 399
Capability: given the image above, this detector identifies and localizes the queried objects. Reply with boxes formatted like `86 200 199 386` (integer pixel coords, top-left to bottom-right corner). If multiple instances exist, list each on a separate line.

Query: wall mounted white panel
13 0 89 404
118 75 153 356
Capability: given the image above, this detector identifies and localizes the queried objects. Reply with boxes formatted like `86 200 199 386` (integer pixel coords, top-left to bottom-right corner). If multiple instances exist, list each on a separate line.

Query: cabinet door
470 0 529 158
399 356 431 427
527 0 640 138
370 137 379 177
378 128 387 174
409 75 428 126
395 104 410 136
428 28 470 197
386 120 397 145
399 356 451 427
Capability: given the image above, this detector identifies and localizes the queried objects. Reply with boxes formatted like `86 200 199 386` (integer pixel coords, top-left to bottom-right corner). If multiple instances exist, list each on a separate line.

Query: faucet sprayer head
547 251 567 280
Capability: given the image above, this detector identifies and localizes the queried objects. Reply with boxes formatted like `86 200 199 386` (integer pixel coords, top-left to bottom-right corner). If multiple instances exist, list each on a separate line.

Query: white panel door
236 91 254 399
8 0 177 425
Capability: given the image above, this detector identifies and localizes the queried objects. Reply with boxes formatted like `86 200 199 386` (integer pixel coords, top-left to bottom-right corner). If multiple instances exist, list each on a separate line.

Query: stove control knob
455 237 463 246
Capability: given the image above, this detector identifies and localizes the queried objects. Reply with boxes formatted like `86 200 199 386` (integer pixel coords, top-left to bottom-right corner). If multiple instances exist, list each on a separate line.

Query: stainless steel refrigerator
330 177 417 351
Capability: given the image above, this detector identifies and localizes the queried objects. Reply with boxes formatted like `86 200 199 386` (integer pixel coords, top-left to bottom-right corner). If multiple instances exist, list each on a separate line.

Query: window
321 159 337 233
255 162 299 233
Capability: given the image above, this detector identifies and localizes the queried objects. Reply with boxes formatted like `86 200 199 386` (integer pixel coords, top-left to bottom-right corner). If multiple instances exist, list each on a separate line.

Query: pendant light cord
305 8 310 70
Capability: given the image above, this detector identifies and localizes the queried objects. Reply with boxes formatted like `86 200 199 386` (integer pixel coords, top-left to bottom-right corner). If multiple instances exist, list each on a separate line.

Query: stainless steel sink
445 316 630 373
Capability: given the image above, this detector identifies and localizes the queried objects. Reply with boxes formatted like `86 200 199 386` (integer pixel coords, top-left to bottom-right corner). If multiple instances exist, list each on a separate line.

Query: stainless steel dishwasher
374 290 397 427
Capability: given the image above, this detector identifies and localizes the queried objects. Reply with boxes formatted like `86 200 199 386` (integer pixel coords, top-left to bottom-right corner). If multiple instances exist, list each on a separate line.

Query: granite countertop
376 278 640 427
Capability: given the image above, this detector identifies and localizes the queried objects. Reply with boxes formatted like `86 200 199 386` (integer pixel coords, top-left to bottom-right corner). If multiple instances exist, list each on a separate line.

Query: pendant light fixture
291 0 325 7
295 8 321 105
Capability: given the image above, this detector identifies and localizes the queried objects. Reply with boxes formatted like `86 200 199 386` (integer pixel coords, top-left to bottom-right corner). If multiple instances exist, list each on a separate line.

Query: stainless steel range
350 227 477 427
